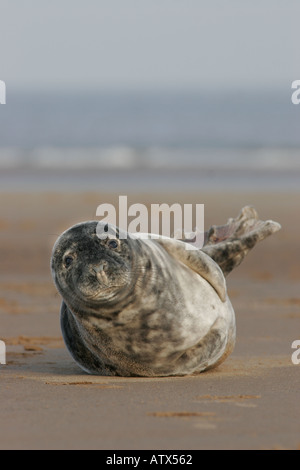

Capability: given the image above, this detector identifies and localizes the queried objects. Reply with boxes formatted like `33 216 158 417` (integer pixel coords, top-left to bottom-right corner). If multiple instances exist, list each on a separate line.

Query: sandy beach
0 189 299 450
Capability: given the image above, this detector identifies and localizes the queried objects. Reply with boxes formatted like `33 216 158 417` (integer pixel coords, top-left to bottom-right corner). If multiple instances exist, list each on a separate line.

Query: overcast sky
1 0 299 90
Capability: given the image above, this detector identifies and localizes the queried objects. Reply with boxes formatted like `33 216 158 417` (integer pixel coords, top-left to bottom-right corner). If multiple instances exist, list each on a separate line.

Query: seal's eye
107 239 118 249
64 256 74 268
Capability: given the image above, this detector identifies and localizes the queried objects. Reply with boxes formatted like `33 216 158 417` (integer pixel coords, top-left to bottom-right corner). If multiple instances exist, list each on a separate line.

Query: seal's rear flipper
183 206 281 276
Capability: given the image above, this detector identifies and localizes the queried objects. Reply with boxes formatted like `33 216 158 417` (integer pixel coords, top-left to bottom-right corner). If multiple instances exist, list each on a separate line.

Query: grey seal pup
51 206 281 377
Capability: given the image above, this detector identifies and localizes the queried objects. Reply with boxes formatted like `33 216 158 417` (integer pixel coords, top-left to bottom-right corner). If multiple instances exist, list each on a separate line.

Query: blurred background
0 0 299 192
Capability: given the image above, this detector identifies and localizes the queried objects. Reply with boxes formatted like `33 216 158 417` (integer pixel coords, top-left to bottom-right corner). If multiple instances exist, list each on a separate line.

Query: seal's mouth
55 275 131 312
75 277 130 301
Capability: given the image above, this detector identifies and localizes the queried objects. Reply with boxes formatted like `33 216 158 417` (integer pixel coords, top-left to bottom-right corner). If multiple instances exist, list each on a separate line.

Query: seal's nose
93 261 107 273
93 262 109 284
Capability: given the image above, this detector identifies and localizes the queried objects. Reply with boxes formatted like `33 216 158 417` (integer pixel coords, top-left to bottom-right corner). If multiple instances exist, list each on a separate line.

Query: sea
0 88 299 192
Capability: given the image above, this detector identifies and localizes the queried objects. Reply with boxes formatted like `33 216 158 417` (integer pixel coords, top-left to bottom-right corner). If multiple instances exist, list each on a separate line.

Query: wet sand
0 190 299 450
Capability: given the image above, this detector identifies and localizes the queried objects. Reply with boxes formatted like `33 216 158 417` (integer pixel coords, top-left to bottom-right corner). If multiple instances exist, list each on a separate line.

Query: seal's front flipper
193 206 281 276
155 237 227 302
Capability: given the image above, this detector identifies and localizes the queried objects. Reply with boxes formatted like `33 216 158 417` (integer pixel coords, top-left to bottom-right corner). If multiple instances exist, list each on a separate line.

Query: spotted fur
51 208 280 377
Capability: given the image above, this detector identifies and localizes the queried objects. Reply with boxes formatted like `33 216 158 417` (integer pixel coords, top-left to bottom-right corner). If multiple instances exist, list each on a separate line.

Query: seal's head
51 221 135 311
